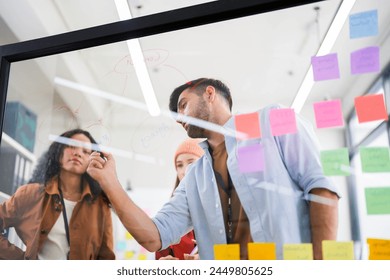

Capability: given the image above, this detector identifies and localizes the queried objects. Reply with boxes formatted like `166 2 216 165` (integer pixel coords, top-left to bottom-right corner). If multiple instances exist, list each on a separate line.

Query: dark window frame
0 0 324 140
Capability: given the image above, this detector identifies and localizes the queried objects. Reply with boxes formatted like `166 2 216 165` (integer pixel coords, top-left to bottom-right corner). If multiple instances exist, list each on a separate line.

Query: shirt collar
198 115 236 155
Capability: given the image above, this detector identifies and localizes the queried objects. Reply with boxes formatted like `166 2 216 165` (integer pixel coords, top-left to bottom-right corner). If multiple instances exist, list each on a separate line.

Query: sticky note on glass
351 46 380 75
320 148 350 176
322 241 355 260
311 53 340 81
269 108 297 136
238 143 265 173
234 112 261 140
283 243 313 260
350 10 378 39
313 100 344 128
247 242 276 260
360 147 390 173
367 238 390 260
125 232 133 240
124 251 134 259
214 244 240 260
116 240 127 251
354 94 388 123
365 187 390 215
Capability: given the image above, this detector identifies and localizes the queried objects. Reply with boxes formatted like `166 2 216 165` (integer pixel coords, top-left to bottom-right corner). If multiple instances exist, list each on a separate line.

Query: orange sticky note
247 242 276 260
367 238 390 260
322 240 355 260
283 243 313 260
234 112 261 140
214 244 240 260
354 94 388 123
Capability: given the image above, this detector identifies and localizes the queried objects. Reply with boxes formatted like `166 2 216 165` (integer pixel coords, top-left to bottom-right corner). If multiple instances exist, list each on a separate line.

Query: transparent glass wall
1 0 390 260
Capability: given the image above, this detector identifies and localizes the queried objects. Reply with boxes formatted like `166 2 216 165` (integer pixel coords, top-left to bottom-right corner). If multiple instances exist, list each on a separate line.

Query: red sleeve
155 247 172 260
171 231 196 260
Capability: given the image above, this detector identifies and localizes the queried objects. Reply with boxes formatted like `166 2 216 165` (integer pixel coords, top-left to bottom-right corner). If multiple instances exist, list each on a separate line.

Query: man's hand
183 253 199 260
87 151 162 252
87 152 118 188
158 255 179 260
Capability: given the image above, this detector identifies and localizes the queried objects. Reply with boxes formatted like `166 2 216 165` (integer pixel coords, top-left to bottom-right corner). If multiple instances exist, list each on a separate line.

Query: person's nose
177 120 185 128
72 147 82 157
176 111 187 127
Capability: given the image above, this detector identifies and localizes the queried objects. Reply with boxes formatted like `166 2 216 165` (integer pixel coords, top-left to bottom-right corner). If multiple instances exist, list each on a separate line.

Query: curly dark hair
169 78 233 113
28 128 110 205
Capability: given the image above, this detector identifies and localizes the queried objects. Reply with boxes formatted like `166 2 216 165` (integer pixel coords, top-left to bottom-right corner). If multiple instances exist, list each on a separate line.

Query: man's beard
186 123 205 138
186 98 209 138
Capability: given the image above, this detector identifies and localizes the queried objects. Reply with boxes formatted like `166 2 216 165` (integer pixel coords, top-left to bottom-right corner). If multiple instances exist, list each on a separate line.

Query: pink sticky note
355 94 388 123
313 100 344 128
311 53 340 81
270 108 297 136
238 143 265 173
351 46 380 75
234 112 261 140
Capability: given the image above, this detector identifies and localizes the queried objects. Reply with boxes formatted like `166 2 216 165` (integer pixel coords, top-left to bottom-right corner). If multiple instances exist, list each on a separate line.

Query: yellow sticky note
367 238 390 260
283 243 313 260
125 232 133 240
248 242 276 260
124 251 134 259
214 244 240 260
322 240 354 260
138 253 148 260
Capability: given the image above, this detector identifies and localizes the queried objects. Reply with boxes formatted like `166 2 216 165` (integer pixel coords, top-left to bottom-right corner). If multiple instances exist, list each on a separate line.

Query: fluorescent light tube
291 0 356 112
114 0 161 116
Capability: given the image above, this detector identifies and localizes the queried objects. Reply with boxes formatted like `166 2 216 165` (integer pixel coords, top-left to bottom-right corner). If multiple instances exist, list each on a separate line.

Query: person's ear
204 86 216 103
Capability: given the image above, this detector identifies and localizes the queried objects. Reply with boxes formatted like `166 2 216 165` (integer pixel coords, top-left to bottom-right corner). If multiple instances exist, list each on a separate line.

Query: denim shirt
153 104 339 259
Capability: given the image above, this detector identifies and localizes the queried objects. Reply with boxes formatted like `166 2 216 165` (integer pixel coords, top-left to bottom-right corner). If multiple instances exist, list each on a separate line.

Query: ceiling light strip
291 0 356 112
114 0 161 116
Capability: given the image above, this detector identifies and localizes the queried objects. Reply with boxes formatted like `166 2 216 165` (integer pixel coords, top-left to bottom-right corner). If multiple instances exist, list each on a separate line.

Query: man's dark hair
28 128 110 205
169 78 233 113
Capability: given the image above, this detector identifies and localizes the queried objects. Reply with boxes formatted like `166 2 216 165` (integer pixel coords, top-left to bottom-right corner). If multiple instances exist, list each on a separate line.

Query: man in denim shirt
88 78 339 260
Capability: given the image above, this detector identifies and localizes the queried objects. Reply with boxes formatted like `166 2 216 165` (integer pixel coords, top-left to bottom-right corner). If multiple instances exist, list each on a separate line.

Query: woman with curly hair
0 128 115 260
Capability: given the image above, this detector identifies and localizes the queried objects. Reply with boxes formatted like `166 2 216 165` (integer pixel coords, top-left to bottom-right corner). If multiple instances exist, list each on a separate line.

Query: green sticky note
360 147 390 173
320 148 350 176
365 187 390 215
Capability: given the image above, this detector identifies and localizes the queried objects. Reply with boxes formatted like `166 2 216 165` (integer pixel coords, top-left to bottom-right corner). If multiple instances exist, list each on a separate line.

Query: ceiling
1 0 390 190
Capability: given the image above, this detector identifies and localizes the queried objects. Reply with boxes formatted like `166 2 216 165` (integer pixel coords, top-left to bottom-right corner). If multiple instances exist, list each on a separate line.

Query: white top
38 199 76 260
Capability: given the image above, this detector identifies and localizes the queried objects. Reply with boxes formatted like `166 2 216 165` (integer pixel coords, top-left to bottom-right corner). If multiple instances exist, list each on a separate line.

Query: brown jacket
0 177 115 260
